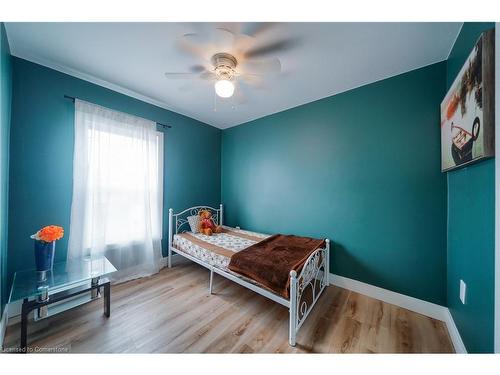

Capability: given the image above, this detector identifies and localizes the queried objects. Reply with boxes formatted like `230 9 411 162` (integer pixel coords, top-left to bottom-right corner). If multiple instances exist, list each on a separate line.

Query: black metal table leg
20 298 29 353
16 277 110 352
91 277 100 299
103 282 110 318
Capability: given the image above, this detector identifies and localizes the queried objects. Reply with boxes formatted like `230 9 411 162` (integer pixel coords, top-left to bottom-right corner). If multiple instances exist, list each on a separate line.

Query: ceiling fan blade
190 64 207 73
238 74 266 89
165 70 216 80
214 28 236 51
240 23 276 37
245 38 301 58
177 42 207 60
182 31 210 45
177 28 236 58
164 72 200 79
239 58 281 75
200 71 217 80
233 33 256 54
176 31 212 60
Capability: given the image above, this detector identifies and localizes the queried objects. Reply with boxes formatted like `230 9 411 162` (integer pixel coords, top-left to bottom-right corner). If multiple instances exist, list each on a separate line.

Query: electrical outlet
459 279 467 304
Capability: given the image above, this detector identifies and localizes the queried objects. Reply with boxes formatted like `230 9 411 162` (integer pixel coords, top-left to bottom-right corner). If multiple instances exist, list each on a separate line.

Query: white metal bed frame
167 204 330 346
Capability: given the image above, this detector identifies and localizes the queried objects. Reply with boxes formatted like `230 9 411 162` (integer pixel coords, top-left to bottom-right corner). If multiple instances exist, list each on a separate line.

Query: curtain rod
63 95 172 129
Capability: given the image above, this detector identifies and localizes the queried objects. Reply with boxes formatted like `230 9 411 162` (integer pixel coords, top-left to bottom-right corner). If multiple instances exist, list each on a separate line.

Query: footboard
168 205 329 347
289 238 330 346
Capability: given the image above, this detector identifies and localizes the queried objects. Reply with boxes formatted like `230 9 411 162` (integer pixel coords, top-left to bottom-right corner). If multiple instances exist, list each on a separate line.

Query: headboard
167 205 223 254
171 205 222 234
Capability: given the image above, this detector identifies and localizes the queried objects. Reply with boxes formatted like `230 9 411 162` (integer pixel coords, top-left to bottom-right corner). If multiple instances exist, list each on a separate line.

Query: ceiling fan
164 25 299 101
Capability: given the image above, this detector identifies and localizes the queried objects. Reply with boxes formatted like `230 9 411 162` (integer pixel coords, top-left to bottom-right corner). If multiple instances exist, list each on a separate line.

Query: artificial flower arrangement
31 225 64 272
31 225 64 243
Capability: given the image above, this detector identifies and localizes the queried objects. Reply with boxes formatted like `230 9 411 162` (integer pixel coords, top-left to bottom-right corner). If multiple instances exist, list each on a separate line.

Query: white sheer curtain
68 99 163 283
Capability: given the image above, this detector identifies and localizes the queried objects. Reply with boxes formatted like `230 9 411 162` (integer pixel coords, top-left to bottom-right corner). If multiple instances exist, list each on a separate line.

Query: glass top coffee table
9 256 117 353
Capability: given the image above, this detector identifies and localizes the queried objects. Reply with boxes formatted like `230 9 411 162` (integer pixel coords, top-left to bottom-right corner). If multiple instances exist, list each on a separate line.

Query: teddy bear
198 209 222 236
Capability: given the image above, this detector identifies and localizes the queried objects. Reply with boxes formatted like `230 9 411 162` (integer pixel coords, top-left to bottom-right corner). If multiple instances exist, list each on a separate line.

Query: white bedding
172 226 269 270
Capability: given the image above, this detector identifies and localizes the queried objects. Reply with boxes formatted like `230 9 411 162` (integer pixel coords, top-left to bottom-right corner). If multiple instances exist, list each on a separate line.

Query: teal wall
7 57 221 288
446 22 495 353
222 62 448 305
0 23 12 315
3 24 497 352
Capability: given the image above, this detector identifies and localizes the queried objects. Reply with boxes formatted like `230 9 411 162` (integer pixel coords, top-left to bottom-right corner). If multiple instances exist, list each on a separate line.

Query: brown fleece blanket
228 234 325 299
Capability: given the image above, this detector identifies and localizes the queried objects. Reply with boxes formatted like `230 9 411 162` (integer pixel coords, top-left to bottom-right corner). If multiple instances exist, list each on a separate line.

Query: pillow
187 215 200 233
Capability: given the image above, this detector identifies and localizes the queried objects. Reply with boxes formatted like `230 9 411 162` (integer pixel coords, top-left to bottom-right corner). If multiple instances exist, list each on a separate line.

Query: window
68 100 163 282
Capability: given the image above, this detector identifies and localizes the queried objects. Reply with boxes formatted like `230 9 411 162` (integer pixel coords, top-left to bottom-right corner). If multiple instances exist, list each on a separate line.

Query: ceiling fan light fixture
215 79 235 98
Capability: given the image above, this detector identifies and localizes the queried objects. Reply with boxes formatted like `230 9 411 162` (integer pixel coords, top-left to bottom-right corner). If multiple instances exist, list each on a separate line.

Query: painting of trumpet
440 29 495 172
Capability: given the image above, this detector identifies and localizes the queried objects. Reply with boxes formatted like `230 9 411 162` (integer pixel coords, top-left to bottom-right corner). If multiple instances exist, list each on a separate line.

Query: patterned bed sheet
172 226 269 270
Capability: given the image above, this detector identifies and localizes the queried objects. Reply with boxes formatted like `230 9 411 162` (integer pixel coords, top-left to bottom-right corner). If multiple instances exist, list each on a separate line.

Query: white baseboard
442 308 467 353
329 273 467 353
329 273 448 320
0 305 7 349
7 300 21 324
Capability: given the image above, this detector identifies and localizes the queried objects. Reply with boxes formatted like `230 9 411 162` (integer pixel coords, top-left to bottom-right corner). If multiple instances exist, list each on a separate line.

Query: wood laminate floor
3 260 454 353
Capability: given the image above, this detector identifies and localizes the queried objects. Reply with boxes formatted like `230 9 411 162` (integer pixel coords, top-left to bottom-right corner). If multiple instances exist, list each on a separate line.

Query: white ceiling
5 22 462 129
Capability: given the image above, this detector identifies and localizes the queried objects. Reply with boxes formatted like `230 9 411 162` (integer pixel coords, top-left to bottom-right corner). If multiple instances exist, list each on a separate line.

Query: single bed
167 205 330 346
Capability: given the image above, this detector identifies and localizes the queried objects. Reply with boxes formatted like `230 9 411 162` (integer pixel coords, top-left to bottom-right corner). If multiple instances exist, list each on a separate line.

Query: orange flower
38 225 64 242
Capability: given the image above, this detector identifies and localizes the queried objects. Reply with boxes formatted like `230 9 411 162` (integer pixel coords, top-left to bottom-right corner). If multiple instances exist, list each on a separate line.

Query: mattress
172 226 269 270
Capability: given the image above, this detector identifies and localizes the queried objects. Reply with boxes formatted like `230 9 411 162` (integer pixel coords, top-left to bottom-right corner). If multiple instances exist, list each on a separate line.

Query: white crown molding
10 52 220 129
329 273 467 353
225 58 449 129
11 51 449 131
